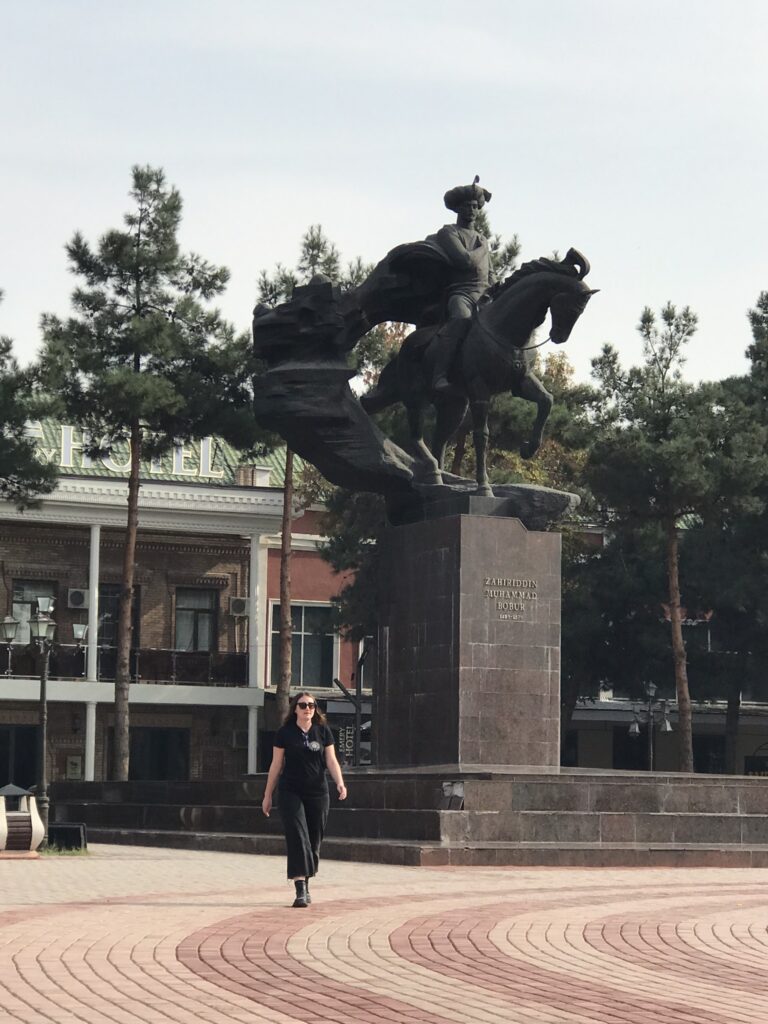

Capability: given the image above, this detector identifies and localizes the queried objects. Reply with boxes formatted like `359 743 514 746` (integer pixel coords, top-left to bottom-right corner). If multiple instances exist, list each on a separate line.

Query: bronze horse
360 248 597 496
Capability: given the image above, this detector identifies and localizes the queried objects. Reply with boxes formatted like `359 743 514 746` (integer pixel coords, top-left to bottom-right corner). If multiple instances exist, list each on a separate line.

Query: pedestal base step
86 827 768 868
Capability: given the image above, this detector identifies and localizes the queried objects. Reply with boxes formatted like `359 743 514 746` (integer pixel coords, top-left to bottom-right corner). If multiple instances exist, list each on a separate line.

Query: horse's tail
360 357 401 414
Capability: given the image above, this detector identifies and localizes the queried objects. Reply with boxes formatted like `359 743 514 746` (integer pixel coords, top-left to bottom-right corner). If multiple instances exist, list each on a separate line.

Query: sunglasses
296 701 316 710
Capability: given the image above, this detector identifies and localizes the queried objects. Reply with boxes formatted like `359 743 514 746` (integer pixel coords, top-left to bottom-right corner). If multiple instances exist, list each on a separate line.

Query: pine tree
0 292 59 505
679 292 768 771
586 304 767 772
474 209 521 282
41 166 240 780
559 522 671 746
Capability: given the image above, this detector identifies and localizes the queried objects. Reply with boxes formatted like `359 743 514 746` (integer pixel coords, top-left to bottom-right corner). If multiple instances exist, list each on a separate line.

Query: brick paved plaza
1 845 768 1023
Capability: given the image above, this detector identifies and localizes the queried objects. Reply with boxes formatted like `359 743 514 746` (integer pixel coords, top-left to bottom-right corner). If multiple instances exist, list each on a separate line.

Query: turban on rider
443 177 492 213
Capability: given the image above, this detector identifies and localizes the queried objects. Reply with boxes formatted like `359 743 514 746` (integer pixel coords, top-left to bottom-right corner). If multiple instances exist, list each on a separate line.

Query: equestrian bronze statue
252 179 597 522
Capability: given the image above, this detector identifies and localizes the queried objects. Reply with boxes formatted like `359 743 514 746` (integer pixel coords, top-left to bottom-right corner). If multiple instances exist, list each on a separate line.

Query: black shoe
292 880 308 908
305 879 312 905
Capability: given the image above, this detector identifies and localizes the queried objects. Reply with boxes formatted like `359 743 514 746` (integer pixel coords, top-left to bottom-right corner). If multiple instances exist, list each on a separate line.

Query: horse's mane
494 249 587 298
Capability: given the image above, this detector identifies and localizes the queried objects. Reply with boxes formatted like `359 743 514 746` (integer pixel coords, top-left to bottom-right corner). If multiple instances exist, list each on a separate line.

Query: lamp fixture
29 612 56 643
1 615 19 643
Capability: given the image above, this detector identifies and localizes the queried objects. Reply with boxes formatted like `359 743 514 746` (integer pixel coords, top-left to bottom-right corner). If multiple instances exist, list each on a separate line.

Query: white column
247 705 258 775
84 701 97 781
248 532 269 688
86 525 100 682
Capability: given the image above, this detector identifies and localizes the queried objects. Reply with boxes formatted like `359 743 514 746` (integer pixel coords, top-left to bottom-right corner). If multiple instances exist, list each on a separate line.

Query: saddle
407 315 473 355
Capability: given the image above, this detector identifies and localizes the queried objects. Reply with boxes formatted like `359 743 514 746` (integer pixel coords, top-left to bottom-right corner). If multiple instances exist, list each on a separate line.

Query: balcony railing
3 645 248 687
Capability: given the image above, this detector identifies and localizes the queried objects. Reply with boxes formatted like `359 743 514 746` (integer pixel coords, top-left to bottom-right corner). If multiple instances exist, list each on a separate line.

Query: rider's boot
431 325 462 395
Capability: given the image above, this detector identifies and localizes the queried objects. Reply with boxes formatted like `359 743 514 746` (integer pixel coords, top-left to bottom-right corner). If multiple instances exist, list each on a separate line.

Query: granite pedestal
375 513 560 768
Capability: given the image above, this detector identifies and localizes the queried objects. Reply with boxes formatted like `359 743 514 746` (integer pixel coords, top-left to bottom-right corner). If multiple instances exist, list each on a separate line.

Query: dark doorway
107 727 190 780
0 725 38 788
693 734 725 774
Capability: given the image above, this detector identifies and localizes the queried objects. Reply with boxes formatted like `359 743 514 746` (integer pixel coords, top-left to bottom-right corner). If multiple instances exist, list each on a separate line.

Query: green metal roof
26 419 290 488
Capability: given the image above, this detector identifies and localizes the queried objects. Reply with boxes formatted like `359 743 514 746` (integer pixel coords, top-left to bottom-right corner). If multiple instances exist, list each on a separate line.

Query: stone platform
51 766 768 868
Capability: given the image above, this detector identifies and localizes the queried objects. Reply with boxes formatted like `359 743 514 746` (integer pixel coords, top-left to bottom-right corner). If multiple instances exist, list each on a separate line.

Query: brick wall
0 523 250 653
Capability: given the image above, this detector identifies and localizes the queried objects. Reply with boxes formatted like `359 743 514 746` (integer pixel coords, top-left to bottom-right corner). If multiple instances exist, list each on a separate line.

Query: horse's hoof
414 466 443 487
475 484 494 497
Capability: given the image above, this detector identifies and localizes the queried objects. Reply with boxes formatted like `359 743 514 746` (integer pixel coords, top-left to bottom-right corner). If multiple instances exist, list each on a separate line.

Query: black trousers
278 786 330 879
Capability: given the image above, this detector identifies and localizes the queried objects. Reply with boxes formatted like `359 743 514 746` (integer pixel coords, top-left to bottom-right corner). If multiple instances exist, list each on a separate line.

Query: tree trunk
275 449 294 724
665 517 694 772
113 421 141 781
450 429 468 476
724 674 741 775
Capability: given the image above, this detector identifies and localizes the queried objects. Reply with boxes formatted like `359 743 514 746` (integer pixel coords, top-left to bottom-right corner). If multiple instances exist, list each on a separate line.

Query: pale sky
2 0 766 383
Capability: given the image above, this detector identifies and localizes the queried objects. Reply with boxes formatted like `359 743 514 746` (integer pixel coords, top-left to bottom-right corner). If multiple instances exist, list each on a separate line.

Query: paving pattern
1 845 768 1022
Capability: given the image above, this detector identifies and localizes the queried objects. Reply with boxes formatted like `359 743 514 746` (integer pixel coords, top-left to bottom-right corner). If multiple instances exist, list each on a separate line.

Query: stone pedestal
375 514 561 767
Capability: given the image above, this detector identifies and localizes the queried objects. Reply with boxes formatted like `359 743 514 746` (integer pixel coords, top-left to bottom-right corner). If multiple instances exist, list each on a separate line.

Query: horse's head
548 281 599 345
488 247 598 348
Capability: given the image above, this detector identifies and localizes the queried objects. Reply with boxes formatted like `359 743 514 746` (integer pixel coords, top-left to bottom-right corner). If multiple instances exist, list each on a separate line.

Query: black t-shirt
273 721 335 795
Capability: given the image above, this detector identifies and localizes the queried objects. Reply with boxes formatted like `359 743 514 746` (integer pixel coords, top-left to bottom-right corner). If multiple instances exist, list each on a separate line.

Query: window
11 580 56 644
175 588 218 652
270 604 335 687
97 583 141 647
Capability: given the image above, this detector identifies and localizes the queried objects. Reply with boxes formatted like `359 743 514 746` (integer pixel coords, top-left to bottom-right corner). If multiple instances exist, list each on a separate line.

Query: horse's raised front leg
470 398 493 496
516 372 553 460
406 401 442 485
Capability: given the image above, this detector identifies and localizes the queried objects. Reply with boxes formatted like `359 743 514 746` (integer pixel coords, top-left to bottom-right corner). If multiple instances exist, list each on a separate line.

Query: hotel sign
26 421 233 483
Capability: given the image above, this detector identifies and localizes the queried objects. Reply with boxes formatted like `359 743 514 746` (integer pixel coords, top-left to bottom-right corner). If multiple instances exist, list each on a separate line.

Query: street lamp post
73 622 88 676
29 598 56 841
1 614 19 674
629 682 673 771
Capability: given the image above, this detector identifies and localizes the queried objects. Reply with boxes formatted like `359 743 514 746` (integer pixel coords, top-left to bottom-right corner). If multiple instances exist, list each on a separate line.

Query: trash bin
0 784 45 853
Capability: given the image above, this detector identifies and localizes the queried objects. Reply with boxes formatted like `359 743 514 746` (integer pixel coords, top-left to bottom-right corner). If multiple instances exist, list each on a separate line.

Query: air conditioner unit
228 596 250 617
68 588 89 610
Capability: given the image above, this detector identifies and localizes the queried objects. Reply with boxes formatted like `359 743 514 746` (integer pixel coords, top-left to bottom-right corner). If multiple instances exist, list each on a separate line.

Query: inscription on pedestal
483 574 538 621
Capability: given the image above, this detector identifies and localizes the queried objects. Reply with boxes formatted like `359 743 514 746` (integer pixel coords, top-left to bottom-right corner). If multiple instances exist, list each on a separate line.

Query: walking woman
262 692 347 907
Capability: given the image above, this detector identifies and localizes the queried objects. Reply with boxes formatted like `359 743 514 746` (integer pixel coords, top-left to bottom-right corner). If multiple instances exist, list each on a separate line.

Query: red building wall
266 544 357 687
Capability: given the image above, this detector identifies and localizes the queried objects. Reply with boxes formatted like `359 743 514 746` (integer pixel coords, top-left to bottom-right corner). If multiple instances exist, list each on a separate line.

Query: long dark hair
282 691 327 727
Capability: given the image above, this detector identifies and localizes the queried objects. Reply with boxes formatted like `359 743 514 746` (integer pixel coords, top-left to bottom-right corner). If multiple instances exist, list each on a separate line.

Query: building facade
0 422 364 787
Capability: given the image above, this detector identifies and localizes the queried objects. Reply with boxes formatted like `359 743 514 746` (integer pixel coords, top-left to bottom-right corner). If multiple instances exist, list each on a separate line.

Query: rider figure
430 177 492 395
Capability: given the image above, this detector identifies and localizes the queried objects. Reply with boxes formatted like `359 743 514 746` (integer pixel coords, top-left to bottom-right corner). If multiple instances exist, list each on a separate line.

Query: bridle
473 313 552 358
